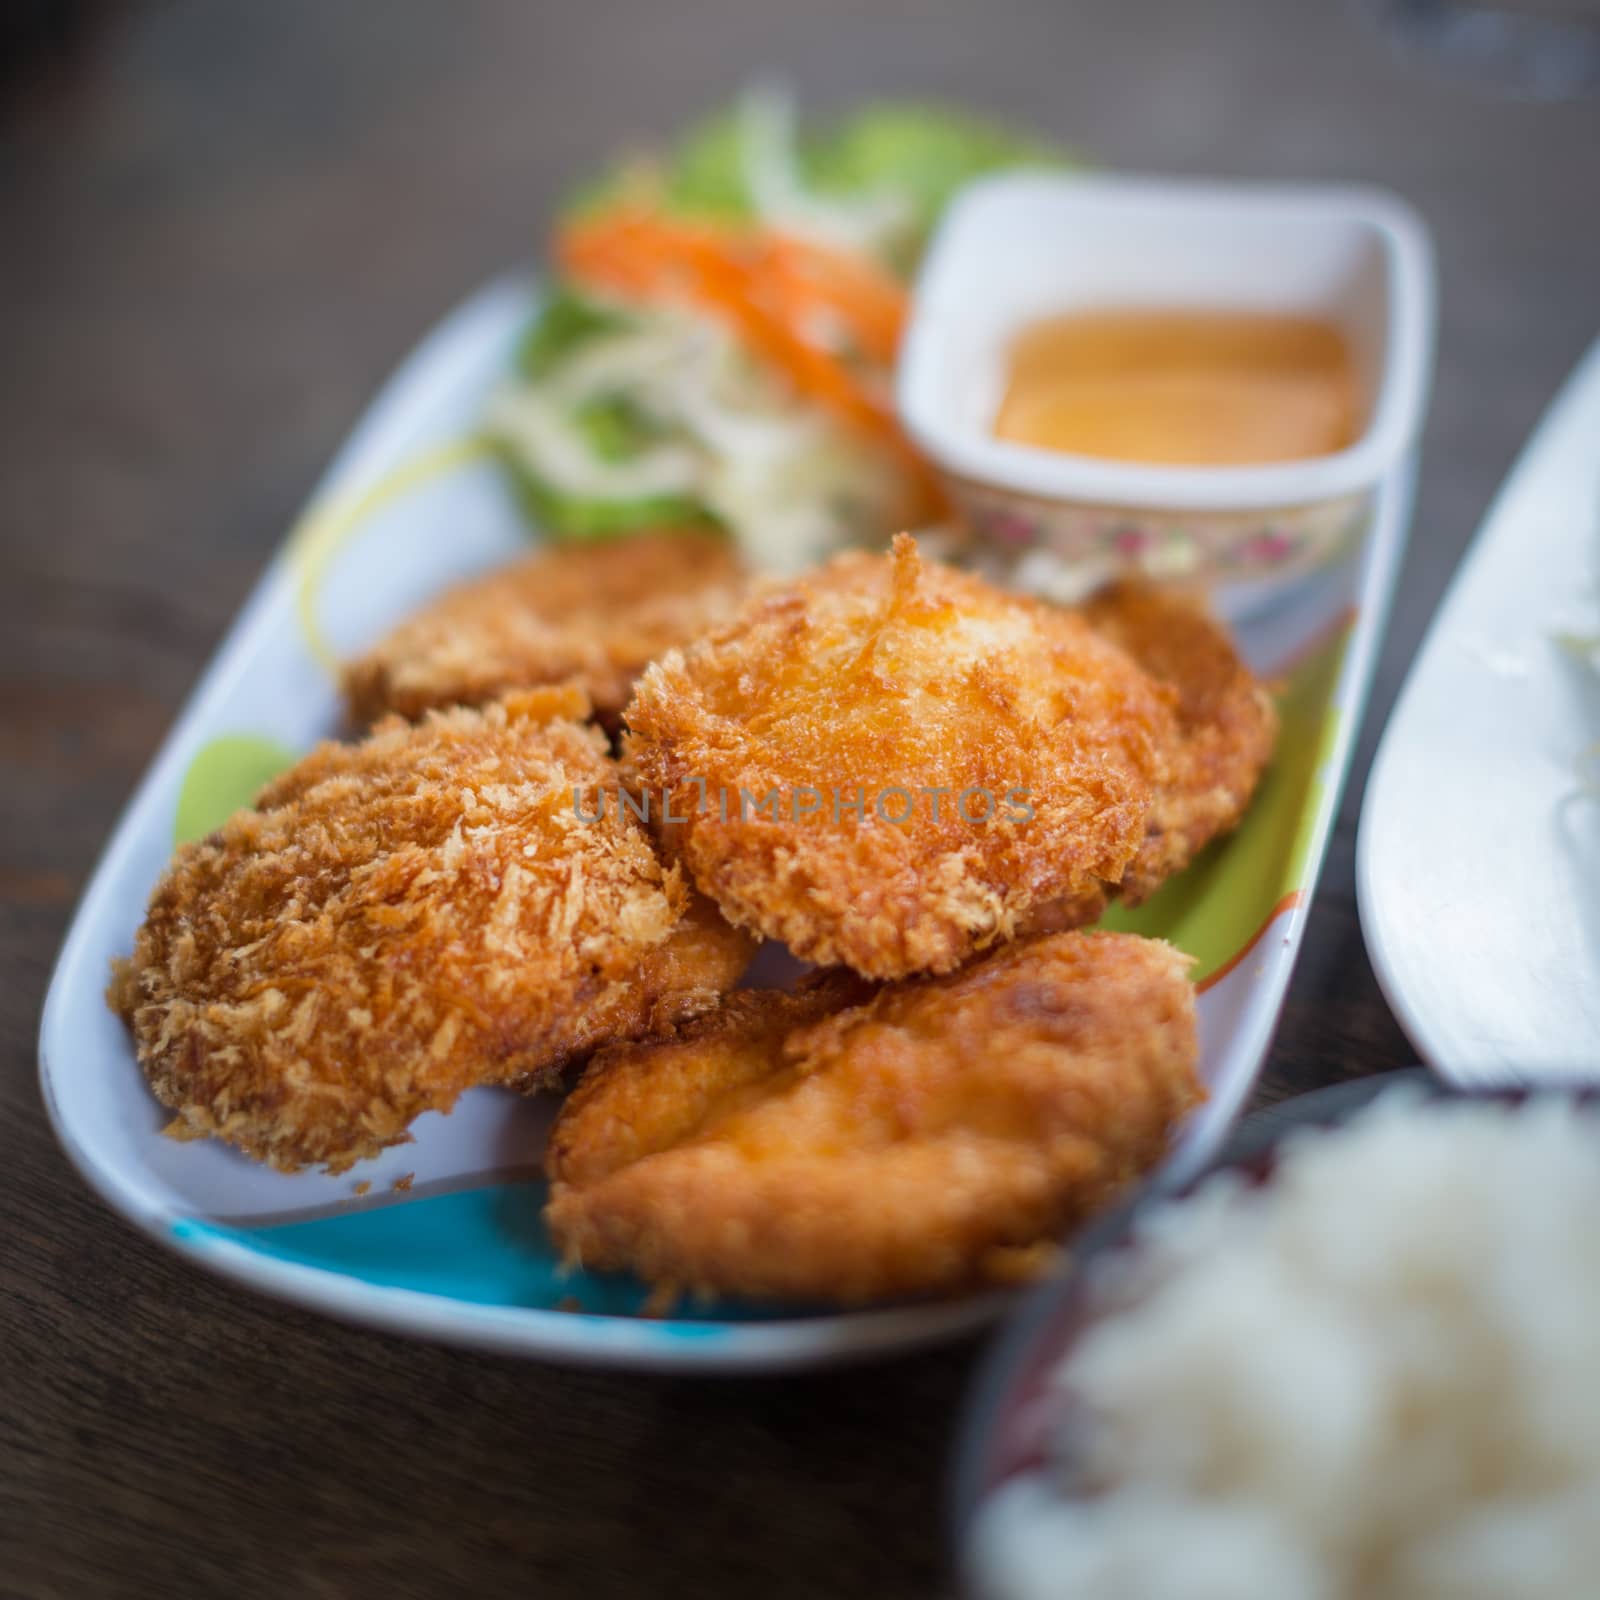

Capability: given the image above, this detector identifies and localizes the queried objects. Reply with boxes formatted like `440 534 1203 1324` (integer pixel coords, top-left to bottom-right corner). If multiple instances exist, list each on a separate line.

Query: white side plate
1359 336 1600 1082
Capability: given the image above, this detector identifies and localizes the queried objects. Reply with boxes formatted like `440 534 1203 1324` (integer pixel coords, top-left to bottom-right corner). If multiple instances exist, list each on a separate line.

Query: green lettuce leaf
562 110 753 224
809 104 1066 246
558 98 1067 256
494 444 713 541
516 286 635 377
503 288 715 540
662 109 754 220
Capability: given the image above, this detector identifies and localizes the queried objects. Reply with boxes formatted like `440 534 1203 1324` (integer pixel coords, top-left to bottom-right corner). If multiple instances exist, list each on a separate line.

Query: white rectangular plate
41 277 1416 1370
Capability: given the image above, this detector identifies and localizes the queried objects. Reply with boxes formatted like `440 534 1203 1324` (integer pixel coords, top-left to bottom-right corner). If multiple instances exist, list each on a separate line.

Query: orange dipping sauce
994 309 1360 467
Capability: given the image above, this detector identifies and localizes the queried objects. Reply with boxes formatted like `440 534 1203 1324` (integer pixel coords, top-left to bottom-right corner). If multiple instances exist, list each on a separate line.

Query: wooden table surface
3 1 1596 1594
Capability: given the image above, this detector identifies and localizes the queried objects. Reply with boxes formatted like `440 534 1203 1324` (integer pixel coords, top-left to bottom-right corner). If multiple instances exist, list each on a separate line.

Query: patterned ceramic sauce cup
897 173 1434 615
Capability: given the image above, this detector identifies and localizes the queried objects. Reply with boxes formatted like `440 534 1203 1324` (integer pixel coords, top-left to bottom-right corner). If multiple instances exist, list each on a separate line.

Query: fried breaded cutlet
1019 582 1281 936
342 529 747 727
625 534 1178 979
545 930 1202 1303
1080 582 1278 903
109 687 753 1173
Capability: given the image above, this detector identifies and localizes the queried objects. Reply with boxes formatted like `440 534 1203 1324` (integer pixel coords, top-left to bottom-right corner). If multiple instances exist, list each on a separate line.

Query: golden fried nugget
545 930 1202 1303
342 529 747 726
1081 583 1278 903
624 535 1177 979
109 689 753 1173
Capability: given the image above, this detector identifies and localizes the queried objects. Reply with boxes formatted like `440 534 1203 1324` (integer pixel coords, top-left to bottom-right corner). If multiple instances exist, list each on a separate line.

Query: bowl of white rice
955 1070 1600 1600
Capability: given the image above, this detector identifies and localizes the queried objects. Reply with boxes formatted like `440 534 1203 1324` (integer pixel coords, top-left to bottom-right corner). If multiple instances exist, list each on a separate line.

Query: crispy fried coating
342 529 747 726
624 535 1177 979
1081 583 1278 904
109 689 753 1173
545 930 1202 1303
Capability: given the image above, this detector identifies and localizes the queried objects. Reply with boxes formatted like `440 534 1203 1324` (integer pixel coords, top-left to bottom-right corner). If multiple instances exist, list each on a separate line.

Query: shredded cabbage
487 296 904 567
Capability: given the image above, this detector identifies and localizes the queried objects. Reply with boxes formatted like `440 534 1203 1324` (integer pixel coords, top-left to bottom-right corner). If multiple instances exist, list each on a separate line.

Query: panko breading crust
342 529 747 726
1081 582 1279 903
109 689 753 1173
545 930 1202 1303
624 535 1178 979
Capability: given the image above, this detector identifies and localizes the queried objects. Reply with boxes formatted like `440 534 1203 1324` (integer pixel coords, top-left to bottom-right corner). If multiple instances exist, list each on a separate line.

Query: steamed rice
974 1093 1600 1600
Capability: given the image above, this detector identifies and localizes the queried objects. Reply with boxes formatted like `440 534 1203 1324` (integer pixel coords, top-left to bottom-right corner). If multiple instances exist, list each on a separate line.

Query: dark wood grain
3 2 1596 1595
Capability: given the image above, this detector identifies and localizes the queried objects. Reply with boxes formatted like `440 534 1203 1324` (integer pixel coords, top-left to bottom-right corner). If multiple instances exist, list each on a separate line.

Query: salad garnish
487 88 1061 570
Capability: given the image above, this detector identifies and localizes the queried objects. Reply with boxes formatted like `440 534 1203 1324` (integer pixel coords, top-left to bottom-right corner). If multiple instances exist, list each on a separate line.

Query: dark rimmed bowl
950 1067 1462 1596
